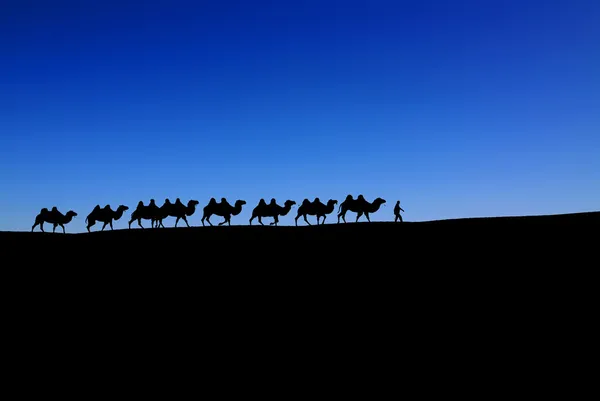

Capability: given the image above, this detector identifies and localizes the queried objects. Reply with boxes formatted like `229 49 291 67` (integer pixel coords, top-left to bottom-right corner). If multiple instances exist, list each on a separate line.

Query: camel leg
53 223 57 233
87 219 95 232
175 217 180 227
258 216 264 226
218 215 228 226
102 221 108 231
206 216 213 226
249 215 255 225
303 214 311 225
32 219 40 232
138 219 144 229
110 221 114 230
356 212 363 223
322 215 327 225
365 212 371 222
294 215 299 226
61 224 66 234
270 216 279 226
182 216 190 228
40 221 45 232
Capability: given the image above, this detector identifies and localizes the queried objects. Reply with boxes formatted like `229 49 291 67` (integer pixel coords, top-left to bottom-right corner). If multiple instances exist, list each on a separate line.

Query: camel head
117 205 129 213
328 199 338 206
373 197 386 206
188 200 200 207
66 211 78 218
284 200 296 208
235 200 247 207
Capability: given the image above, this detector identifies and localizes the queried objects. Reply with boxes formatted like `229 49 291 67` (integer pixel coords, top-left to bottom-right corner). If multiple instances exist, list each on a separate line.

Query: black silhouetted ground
3 211 598 245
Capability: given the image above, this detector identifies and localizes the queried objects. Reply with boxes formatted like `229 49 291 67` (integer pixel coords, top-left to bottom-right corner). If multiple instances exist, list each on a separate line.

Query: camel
294 198 338 226
151 198 173 228
201 198 247 226
394 200 405 223
249 198 296 226
153 198 199 228
128 199 160 229
32 206 78 233
85 204 129 232
337 195 386 223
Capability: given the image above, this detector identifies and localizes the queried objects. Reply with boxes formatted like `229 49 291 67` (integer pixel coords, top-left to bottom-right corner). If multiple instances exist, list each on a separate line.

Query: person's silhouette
394 200 405 223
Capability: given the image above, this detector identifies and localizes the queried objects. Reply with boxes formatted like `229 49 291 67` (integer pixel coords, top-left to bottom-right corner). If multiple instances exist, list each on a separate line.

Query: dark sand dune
3 211 597 243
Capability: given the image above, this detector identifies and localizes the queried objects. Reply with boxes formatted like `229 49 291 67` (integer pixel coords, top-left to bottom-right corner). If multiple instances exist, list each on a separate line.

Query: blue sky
1 0 599 232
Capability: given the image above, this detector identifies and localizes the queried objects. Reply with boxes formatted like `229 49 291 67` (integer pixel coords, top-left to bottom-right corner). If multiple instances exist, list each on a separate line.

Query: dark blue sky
2 0 599 231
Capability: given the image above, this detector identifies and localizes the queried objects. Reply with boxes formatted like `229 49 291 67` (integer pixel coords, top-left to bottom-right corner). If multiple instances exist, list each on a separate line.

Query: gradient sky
2 0 599 232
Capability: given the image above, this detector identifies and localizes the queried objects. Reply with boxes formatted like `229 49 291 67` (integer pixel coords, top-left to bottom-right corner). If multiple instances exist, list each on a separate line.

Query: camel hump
302 198 310 205
41 207 49 214
103 204 111 210
209 197 217 204
345 194 353 201
51 206 58 212
258 198 266 206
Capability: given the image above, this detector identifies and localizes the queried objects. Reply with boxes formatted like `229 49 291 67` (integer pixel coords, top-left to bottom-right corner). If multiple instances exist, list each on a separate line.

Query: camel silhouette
295 198 338 226
337 194 386 223
128 199 160 229
85 204 129 232
153 198 199 228
152 198 173 228
201 198 247 226
394 200 405 223
32 206 78 233
249 198 296 226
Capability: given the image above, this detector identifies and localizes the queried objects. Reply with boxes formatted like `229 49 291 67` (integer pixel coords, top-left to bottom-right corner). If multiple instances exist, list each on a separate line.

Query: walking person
394 200 405 223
